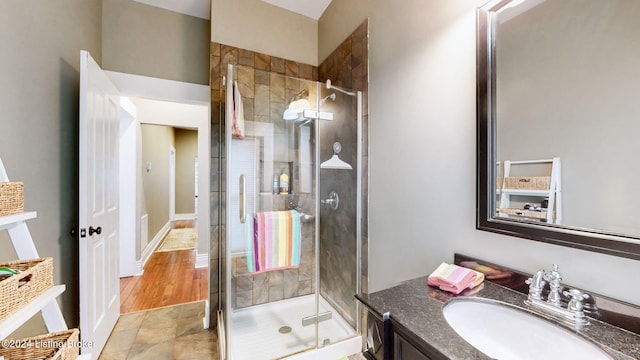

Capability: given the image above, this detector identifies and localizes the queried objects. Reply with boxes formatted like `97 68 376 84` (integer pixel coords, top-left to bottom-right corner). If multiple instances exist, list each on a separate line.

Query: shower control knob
321 191 340 210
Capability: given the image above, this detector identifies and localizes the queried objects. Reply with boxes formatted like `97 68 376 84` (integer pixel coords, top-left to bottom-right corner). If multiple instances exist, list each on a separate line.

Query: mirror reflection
491 0 640 238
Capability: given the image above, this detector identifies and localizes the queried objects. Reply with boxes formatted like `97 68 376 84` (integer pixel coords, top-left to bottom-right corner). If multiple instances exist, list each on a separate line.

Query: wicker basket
498 207 547 219
0 329 80 360
0 182 24 216
0 258 54 322
503 176 550 190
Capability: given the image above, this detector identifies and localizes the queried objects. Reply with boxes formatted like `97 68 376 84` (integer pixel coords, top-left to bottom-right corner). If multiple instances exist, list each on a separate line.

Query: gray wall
175 129 198 215
103 0 210 84
0 0 102 334
140 124 174 244
0 0 209 337
140 126 198 241
320 0 640 306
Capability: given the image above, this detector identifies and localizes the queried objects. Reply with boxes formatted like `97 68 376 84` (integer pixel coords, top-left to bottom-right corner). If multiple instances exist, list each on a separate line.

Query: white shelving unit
498 157 562 224
1 157 91 359
0 285 66 340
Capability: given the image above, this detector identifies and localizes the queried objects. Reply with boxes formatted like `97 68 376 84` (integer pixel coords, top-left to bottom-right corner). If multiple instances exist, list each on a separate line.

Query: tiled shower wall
209 43 319 317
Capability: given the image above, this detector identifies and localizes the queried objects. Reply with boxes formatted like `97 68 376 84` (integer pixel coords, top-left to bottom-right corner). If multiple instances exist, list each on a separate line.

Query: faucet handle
563 289 590 312
525 270 545 300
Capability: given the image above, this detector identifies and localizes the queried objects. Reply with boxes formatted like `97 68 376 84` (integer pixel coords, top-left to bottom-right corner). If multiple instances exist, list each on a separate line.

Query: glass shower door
225 64 321 360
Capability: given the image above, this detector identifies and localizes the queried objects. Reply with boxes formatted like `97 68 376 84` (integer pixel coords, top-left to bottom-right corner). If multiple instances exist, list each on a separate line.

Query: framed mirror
476 0 640 260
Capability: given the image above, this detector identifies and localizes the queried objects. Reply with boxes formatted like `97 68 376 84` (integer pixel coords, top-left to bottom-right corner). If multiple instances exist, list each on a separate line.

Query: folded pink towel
427 262 482 294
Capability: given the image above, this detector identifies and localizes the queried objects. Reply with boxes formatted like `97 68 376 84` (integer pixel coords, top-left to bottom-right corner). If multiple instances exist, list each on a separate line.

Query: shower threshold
230 294 358 360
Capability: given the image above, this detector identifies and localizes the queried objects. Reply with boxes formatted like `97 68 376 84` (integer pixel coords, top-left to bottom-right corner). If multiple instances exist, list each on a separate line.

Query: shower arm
326 79 356 97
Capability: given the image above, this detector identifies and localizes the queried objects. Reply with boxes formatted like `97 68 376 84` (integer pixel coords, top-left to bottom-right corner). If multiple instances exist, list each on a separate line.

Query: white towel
232 80 245 139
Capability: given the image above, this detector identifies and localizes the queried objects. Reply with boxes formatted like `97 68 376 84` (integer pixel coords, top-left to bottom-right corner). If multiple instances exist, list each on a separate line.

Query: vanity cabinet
358 258 640 360
363 309 435 360
394 334 431 360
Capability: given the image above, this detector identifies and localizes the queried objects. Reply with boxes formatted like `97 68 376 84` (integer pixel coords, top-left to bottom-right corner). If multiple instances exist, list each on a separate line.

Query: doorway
107 70 211 318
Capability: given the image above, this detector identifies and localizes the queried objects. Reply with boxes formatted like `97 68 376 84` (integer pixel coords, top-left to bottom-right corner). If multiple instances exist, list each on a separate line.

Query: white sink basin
442 298 612 360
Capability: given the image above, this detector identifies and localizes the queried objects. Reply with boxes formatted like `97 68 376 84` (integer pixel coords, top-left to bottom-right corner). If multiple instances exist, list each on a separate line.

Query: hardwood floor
120 221 208 313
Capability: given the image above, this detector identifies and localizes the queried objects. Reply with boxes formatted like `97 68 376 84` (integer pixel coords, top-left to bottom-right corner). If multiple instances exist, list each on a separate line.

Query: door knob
89 226 102 236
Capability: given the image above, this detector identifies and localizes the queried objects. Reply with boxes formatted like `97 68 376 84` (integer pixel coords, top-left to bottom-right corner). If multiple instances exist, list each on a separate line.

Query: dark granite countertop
356 277 640 360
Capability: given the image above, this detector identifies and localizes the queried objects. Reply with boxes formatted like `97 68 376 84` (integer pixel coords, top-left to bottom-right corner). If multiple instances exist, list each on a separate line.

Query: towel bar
288 201 315 223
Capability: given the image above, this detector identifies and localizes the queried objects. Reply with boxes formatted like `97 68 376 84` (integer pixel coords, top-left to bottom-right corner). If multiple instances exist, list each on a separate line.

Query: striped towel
247 210 301 273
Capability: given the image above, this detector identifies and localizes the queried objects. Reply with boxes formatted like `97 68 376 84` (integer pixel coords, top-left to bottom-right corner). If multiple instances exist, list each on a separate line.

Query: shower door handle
239 174 246 224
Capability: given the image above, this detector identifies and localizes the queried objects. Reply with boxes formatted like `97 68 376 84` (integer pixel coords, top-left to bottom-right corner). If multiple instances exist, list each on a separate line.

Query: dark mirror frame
476 1 640 261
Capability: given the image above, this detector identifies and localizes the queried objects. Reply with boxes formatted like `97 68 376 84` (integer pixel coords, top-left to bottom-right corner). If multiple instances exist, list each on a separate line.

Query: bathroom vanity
356 255 640 360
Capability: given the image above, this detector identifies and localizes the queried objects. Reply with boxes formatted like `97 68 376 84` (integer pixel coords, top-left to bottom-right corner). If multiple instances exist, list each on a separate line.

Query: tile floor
99 301 217 360
347 353 368 360
99 300 367 360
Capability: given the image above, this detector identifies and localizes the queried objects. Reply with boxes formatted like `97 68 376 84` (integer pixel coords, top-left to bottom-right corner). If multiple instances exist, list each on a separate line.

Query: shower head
320 93 336 104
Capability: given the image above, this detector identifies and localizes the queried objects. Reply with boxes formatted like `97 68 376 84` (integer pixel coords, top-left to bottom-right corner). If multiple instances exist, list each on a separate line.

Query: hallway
120 220 208 313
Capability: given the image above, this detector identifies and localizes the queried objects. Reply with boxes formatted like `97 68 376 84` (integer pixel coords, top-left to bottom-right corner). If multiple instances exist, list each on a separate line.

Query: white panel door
79 50 120 355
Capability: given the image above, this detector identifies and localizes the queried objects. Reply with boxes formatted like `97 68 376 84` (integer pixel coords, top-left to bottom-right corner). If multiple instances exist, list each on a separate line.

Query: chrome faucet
525 264 591 328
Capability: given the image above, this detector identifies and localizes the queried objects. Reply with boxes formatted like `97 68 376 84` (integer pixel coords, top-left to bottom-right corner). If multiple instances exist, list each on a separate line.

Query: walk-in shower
220 64 363 359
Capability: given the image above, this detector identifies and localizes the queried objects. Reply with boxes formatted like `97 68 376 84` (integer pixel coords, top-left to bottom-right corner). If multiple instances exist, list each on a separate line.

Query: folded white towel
427 262 484 294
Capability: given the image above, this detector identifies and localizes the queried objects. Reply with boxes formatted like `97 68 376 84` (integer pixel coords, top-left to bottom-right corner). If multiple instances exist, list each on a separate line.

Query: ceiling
259 0 333 20
133 0 333 20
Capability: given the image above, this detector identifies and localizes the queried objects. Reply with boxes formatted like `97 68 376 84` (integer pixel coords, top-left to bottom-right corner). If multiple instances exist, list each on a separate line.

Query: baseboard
135 261 143 276
195 252 209 268
135 221 171 274
175 213 196 221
